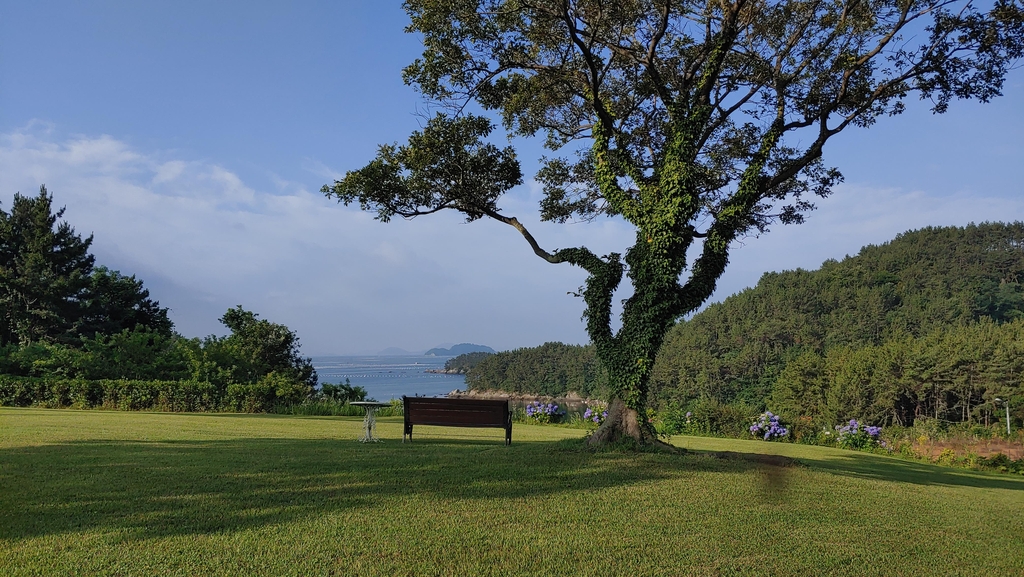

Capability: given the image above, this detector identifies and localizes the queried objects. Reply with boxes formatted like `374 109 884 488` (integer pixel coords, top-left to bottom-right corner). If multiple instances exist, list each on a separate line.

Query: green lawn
2 408 1023 576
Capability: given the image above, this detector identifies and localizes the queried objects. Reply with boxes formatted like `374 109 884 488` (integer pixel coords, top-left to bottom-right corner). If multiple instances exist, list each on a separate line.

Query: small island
423 343 495 357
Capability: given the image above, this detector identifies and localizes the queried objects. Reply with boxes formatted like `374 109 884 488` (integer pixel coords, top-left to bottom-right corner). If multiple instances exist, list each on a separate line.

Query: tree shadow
0 437 737 542
804 450 1024 491
684 442 1024 492
5 436 1020 545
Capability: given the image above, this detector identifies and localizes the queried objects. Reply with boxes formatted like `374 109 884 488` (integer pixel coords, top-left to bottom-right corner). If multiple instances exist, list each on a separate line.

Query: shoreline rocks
446 388 599 407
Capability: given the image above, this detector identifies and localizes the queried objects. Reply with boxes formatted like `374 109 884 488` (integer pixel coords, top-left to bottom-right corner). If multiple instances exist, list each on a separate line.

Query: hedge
0 374 309 413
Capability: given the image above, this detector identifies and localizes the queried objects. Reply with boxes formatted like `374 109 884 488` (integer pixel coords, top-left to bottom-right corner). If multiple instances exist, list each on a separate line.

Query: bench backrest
403 396 510 428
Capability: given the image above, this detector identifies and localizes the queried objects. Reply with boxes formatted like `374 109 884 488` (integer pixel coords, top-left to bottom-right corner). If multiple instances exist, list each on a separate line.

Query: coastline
424 368 465 375
446 388 600 409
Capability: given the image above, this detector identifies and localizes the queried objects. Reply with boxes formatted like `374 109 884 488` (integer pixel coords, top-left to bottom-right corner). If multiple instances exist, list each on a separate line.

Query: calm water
311 355 465 401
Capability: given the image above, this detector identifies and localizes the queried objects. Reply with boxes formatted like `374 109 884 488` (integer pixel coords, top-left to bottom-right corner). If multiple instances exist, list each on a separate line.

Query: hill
651 222 1024 410
465 342 605 398
424 343 495 356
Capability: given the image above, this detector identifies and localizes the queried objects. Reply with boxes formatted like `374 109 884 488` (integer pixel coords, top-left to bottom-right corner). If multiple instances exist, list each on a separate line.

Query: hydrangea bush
835 419 883 449
525 401 565 424
582 403 608 426
750 411 789 441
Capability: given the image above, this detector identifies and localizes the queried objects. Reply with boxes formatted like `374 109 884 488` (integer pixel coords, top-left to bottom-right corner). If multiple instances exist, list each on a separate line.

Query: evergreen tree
78 266 173 338
0 186 95 346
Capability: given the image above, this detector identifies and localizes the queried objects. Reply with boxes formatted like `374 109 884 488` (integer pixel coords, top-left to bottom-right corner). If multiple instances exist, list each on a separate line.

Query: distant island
424 343 495 357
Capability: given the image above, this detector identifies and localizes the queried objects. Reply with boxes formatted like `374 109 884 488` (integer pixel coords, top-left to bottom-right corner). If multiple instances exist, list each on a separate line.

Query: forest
461 222 1024 430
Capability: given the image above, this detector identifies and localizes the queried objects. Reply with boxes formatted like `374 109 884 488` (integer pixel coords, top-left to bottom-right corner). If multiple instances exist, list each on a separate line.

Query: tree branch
479 207 566 264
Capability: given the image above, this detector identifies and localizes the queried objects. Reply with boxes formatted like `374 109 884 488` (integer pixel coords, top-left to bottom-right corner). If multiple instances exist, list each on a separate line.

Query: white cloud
1 125 1021 354
0 126 616 354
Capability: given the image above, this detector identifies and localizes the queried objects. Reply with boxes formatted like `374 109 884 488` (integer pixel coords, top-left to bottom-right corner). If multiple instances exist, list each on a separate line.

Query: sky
1 1 1022 355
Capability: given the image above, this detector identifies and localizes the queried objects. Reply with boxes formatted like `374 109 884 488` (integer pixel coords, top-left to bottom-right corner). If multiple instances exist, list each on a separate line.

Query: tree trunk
586 397 658 446
578 244 681 448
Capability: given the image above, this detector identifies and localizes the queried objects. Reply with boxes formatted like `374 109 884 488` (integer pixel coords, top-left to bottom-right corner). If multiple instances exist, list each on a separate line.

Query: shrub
0 375 223 411
788 415 819 443
226 372 310 413
375 398 404 417
750 411 789 441
524 401 565 424
582 403 608 426
688 398 759 437
834 419 882 450
319 379 367 403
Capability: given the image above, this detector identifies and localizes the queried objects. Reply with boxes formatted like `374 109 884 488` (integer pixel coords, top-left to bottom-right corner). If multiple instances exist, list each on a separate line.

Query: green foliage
0 372 313 414
652 398 760 439
0 186 96 345
319 379 368 403
0 375 222 412
0 306 319 391
226 372 310 413
78 266 173 338
652 224 1024 427
0 330 188 381
465 342 607 398
443 351 493 373
276 397 405 418
322 114 522 223
214 305 317 390
277 400 365 417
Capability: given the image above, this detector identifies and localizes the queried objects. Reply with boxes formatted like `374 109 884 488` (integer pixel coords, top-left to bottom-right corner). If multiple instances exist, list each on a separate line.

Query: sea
311 355 465 401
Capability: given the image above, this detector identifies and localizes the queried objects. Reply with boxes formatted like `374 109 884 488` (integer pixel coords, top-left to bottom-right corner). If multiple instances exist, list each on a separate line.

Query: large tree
78 266 174 339
324 0 1023 445
0 186 95 346
216 306 318 390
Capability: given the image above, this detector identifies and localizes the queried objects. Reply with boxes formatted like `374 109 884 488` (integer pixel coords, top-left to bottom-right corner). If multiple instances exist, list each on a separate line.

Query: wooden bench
403 396 512 445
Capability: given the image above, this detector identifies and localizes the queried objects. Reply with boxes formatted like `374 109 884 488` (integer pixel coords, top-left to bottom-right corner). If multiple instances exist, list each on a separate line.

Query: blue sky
2 1 1023 355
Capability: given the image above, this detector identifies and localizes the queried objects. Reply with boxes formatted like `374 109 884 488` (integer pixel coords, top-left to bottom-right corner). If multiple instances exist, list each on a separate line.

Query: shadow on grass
4 436 1021 544
804 450 1024 491
682 441 1024 492
0 437 730 541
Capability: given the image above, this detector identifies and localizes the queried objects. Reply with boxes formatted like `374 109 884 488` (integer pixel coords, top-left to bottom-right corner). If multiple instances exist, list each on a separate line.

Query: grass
2 408 1023 576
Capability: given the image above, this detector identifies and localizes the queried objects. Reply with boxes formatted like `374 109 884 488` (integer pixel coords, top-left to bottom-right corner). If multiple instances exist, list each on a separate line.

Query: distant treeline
463 342 607 398
443 351 493 373
460 223 1024 428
